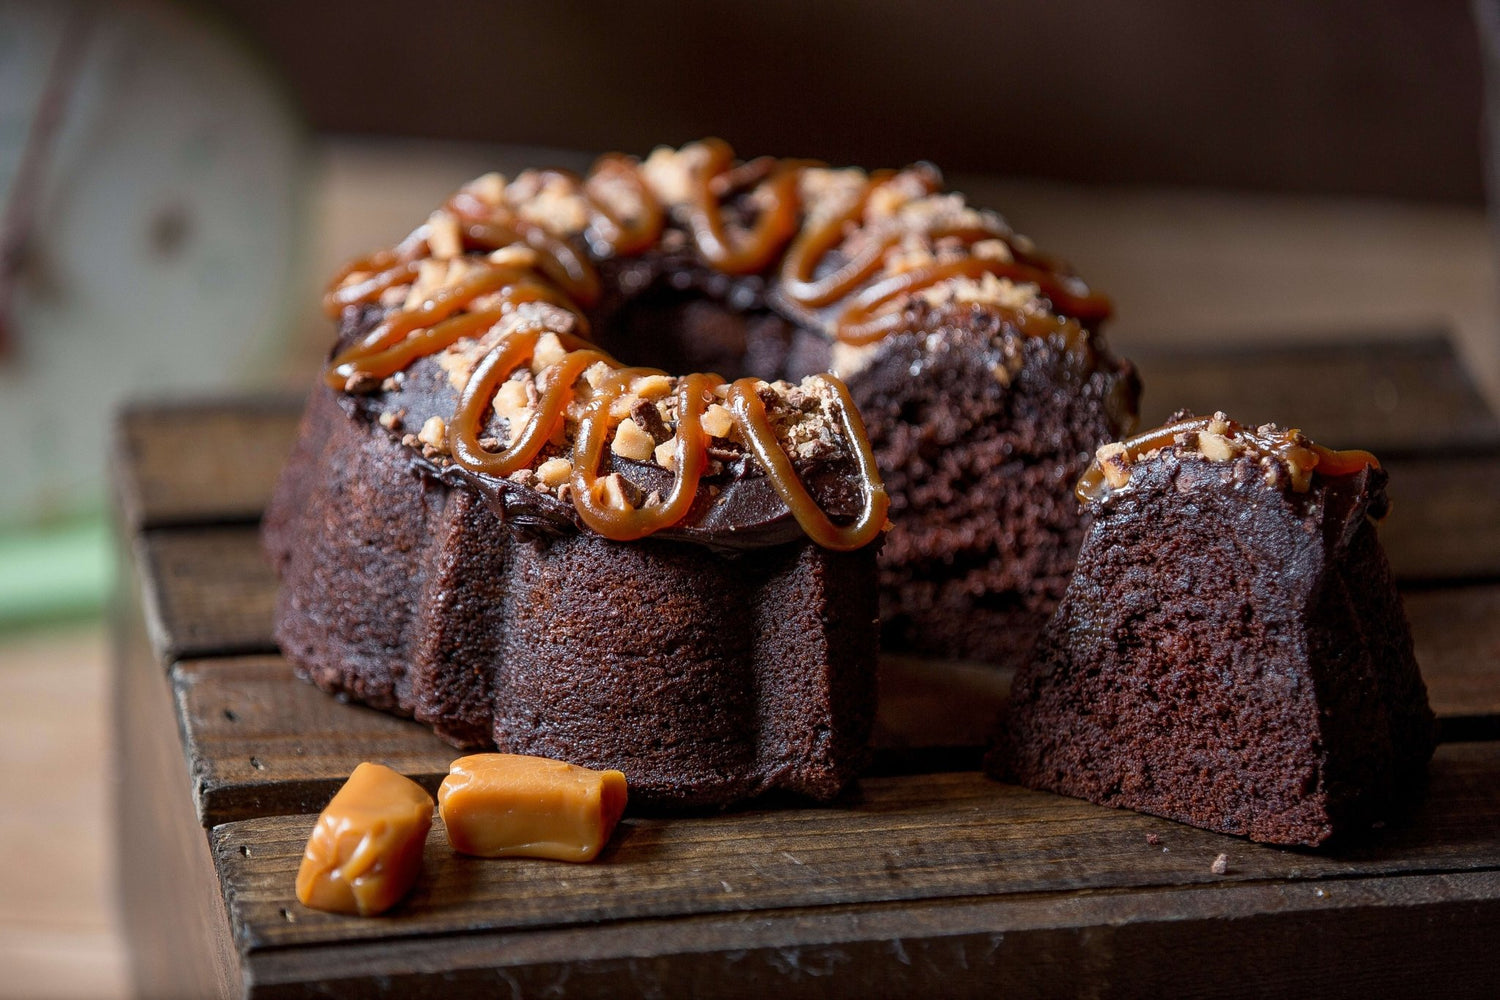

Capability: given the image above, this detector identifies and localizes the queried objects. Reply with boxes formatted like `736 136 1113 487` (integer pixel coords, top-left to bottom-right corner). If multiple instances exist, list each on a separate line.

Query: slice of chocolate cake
992 411 1436 846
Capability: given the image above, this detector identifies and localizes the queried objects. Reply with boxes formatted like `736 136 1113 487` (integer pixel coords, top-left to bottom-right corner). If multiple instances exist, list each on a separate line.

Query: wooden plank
1132 335 1500 452
1407 584 1500 741
172 657 456 826
113 532 238 998
135 527 279 665
241 871 1500 1000
1380 451 1500 584
212 742 1500 955
113 395 303 531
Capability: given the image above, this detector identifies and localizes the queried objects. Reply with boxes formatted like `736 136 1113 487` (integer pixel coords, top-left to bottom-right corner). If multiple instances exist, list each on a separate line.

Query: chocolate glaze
340 314 866 552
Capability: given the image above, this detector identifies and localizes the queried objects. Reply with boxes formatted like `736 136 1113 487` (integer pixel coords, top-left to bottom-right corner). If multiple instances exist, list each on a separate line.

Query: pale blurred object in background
0 0 308 621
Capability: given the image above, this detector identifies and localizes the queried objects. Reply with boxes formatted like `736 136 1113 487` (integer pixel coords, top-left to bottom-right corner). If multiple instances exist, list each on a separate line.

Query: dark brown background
206 0 1485 202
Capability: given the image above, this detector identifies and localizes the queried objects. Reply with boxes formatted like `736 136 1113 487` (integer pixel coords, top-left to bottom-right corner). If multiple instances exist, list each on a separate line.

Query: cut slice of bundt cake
991 411 1436 846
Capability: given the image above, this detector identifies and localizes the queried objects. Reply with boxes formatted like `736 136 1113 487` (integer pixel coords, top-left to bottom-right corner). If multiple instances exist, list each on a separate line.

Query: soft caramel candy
438 754 628 861
295 762 434 916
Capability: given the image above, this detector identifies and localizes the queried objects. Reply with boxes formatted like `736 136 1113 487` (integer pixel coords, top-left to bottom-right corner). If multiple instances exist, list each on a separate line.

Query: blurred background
2 0 1497 995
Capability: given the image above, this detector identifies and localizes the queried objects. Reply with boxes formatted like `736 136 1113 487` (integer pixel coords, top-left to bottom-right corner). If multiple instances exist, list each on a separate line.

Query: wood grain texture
172 657 455 826
113 396 303 531
113 537 238 999
1379 450 1500 583
1133 334 1500 451
240 871 1500 1000
1407 584 1500 740
211 743 1500 953
134 527 279 665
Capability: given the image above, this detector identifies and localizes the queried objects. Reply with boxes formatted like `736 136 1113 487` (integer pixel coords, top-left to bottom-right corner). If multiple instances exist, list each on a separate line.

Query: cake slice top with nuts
1076 410 1380 505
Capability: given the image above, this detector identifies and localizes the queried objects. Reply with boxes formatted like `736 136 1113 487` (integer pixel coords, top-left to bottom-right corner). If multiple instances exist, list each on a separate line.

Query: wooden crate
112 337 1500 998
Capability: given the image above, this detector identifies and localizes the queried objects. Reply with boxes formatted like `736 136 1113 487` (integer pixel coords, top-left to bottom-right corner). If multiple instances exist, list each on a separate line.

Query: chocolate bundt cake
266 139 1135 806
993 412 1437 846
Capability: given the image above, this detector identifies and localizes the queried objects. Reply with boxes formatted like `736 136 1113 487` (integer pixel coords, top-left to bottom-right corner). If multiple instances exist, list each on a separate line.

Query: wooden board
211 743 1500 952
111 337 1500 998
113 394 305 530
1131 334 1500 452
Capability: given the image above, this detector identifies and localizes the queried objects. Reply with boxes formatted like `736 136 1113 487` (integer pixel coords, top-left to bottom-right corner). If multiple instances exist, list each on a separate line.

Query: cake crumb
1210 853 1229 875
1145 833 1160 846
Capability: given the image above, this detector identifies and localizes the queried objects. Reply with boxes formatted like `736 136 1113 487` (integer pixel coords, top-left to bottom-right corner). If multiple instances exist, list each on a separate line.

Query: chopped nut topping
654 438 678 471
1078 410 1379 505
611 417 656 461
629 397 672 442
530 331 570 371
343 372 380 394
1095 442 1132 489
599 473 633 511
536 457 572 486
641 144 712 205
468 172 507 205
426 211 463 259
631 374 673 400
701 403 735 439
494 379 530 412
512 171 590 235
404 258 450 309
583 361 614 390
971 238 1013 262
418 416 448 453
1197 431 1240 463
377 410 404 431
487 245 539 269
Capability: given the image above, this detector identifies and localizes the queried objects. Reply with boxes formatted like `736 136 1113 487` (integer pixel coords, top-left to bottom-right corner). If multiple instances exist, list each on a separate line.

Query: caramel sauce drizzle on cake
1076 411 1380 504
320 140 1112 548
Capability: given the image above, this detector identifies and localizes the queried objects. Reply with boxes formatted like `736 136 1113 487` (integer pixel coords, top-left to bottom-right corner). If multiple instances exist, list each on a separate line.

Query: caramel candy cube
295 762 434 916
438 754 628 861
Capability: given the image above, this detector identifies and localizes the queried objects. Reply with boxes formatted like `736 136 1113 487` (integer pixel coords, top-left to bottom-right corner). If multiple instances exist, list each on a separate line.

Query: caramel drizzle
323 140 1111 546
1075 415 1381 504
775 172 1112 344
445 328 888 550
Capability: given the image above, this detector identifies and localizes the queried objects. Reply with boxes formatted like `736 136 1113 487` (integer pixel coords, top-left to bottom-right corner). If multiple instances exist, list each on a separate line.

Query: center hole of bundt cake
593 285 828 383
